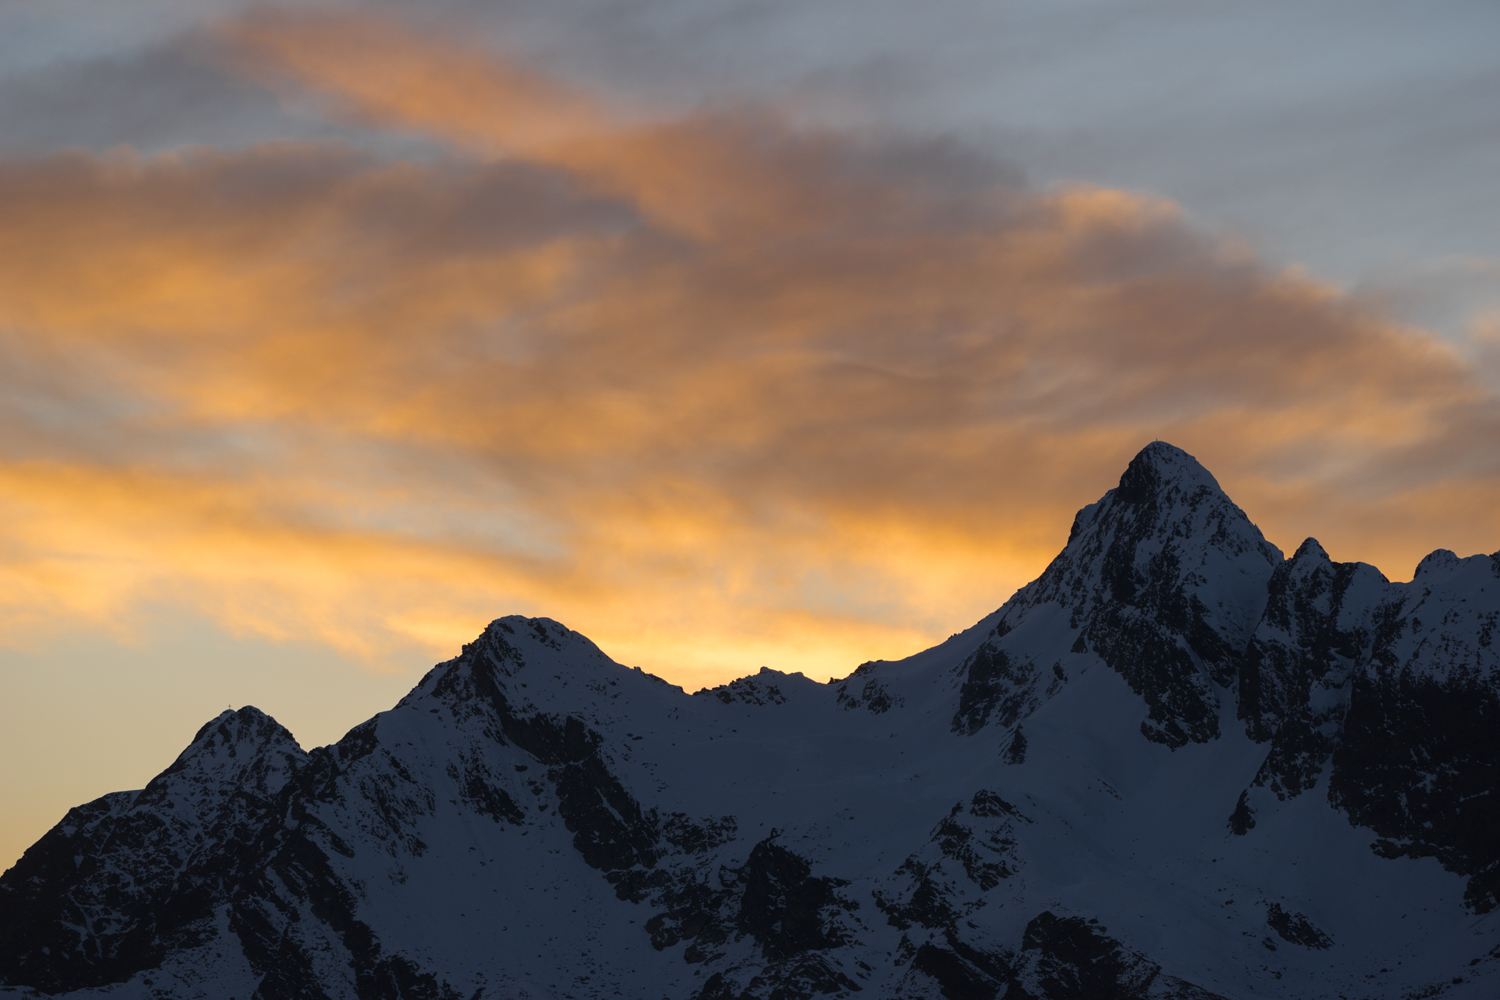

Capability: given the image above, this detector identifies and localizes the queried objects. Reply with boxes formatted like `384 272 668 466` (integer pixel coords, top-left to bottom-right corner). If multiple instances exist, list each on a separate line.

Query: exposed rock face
1231 535 1500 914
1328 550 1500 913
1237 539 1386 800
1004 912 1227 1000
954 442 1282 747
0 707 307 993
3 442 1500 1000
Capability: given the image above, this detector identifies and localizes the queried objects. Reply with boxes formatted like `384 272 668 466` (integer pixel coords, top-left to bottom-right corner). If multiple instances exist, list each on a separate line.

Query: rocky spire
998 442 1284 746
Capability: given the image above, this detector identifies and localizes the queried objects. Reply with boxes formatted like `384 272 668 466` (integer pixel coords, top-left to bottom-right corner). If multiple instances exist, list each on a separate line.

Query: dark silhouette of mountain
4 442 1499 999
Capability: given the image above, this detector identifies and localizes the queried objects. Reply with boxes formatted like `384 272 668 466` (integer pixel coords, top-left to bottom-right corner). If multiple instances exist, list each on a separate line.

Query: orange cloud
1 9 1497 688
216 10 611 154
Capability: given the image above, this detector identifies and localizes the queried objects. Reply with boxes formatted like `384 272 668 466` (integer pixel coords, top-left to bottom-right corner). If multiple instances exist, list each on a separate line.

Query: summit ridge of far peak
961 441 1282 748
1113 440 1222 504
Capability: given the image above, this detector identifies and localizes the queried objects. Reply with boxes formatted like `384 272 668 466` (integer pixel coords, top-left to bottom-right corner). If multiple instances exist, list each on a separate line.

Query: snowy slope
3 442 1499 1000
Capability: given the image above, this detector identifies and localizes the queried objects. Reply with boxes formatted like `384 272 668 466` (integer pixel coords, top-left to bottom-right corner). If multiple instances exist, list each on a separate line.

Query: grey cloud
0 38 385 156
365 0 1500 334
5 0 1493 313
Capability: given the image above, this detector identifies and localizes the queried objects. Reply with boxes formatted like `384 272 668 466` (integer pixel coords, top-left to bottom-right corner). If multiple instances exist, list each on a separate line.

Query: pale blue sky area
3 0 1492 327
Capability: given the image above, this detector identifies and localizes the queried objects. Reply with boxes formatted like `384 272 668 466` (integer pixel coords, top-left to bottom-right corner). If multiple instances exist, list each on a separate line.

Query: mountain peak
1413 548 1462 579
991 441 1281 747
1290 537 1330 563
180 705 301 760
1114 441 1221 505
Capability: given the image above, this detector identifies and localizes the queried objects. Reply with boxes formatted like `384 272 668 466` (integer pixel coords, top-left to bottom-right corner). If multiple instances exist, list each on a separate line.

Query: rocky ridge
3 442 1499 1000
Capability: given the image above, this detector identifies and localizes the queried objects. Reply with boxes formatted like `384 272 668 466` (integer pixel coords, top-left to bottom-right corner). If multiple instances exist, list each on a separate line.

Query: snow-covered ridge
3 442 1499 1000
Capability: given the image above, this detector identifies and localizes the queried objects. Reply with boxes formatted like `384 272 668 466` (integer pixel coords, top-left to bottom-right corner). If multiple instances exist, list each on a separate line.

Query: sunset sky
2 0 1498 870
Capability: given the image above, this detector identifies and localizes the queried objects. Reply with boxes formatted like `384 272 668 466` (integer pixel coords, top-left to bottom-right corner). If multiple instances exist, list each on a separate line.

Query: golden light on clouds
2 9 1498 692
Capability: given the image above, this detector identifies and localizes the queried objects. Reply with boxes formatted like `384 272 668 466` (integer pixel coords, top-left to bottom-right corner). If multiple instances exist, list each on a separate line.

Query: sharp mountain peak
1113 439 1226 503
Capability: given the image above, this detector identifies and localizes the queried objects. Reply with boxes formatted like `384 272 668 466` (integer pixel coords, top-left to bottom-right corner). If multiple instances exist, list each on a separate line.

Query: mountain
3 442 1499 1000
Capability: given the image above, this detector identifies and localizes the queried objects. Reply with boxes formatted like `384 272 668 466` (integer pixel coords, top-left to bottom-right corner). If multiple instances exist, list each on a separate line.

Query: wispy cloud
1 9 1496 687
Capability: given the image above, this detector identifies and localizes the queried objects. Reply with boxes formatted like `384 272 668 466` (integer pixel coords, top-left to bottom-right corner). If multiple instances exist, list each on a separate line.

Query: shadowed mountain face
4 442 1500 1000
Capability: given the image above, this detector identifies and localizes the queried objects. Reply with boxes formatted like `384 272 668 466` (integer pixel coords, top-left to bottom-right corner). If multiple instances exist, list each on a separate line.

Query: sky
2 0 1498 871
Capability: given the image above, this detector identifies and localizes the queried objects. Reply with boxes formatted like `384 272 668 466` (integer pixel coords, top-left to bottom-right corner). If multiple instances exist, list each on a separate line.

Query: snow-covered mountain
3 442 1498 1000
